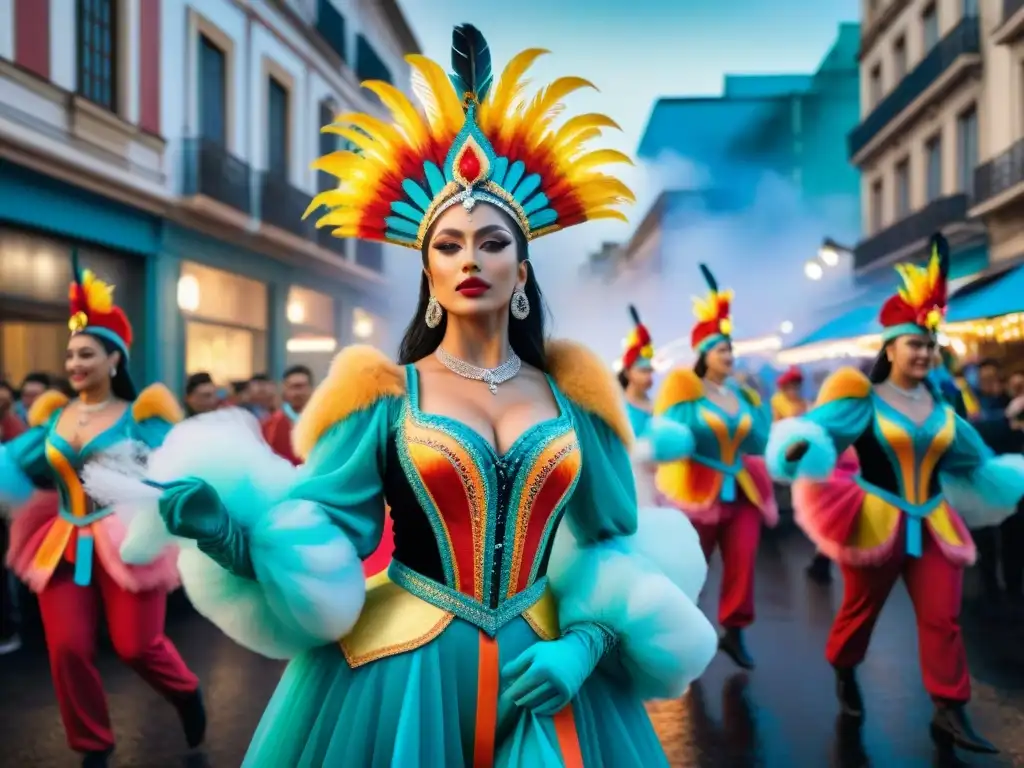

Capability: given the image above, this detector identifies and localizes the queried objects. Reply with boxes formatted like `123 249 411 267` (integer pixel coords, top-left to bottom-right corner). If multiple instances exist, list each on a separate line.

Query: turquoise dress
626 402 651 439
146 348 716 768
0 392 180 593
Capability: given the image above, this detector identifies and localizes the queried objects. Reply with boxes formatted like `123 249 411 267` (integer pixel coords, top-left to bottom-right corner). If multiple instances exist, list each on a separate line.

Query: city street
1 527 1022 768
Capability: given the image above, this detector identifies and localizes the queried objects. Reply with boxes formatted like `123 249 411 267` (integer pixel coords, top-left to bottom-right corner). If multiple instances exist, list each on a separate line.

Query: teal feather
449 24 493 103
699 263 718 292
71 247 83 286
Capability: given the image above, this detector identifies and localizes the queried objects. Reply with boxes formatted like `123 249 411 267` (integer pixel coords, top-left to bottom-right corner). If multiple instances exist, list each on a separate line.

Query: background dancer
766 233 1024 759
618 305 656 438
0 257 204 768
649 264 777 670
84 25 716 767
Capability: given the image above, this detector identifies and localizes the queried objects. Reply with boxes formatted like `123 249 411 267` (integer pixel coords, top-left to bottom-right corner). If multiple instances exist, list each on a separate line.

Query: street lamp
804 261 824 280
780 320 794 334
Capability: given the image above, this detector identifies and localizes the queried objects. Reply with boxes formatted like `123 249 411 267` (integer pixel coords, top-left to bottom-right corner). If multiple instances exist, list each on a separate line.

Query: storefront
285 285 337 383
0 162 154 387
177 261 269 386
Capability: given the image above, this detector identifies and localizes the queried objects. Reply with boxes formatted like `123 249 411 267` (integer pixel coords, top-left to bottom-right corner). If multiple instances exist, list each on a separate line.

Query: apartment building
972 2 1024 266
849 0 989 283
0 0 416 389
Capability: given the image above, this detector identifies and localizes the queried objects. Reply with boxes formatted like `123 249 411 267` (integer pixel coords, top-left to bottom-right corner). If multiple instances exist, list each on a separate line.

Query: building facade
0 0 416 392
848 0 989 283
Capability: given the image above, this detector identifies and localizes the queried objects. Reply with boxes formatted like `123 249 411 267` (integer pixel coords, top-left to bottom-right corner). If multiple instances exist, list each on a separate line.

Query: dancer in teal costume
84 24 717 767
617 306 656 440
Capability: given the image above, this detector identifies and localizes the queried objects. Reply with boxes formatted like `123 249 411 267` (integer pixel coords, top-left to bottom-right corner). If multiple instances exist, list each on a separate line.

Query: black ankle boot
806 553 833 584
719 627 755 670
833 666 864 719
930 701 998 754
177 687 207 749
81 750 111 768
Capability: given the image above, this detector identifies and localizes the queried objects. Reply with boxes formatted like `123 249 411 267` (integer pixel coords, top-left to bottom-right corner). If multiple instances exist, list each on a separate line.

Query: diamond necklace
435 346 522 395
884 380 925 401
77 397 114 427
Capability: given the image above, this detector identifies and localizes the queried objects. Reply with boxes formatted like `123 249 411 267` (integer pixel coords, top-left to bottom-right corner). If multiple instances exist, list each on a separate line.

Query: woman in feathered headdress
83 25 715 765
766 234 1024 756
638 264 777 671
0 254 204 766
618 305 656 437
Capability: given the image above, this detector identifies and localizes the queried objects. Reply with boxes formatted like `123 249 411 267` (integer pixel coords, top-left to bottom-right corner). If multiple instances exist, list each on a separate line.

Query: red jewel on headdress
458 144 483 184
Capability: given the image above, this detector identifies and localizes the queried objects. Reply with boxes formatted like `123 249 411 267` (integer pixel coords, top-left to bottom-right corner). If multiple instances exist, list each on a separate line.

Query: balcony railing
355 239 383 272
974 138 1024 208
259 172 315 238
316 0 347 63
181 138 253 214
853 194 969 271
848 17 980 160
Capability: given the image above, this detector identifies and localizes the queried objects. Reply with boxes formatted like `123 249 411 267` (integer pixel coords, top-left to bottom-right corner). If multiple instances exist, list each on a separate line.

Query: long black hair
396 206 549 371
693 353 708 378
617 369 630 389
868 346 891 384
85 332 138 401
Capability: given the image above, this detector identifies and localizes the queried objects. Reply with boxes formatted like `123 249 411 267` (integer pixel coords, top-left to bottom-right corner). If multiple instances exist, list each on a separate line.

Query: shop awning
789 304 880 347
946 265 1024 322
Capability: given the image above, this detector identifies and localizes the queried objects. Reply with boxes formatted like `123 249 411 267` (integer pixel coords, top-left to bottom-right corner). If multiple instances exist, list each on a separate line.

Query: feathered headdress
621 304 654 371
878 233 949 341
690 264 733 353
305 24 634 249
67 249 132 356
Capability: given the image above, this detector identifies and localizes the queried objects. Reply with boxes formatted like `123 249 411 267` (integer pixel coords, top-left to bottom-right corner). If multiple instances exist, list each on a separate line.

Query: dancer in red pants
766 234 1024 758
648 264 777 669
0 257 204 767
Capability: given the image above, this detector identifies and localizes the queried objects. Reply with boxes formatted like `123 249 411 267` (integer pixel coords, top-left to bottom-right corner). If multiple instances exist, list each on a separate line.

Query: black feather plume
71 247 83 286
930 232 950 279
628 304 641 326
450 24 493 103
699 263 718 292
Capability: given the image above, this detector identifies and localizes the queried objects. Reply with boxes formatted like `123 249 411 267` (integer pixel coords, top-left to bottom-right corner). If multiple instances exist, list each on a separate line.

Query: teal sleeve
939 413 1024 527
562 403 638 544
766 397 873 481
285 401 389 558
0 418 55 504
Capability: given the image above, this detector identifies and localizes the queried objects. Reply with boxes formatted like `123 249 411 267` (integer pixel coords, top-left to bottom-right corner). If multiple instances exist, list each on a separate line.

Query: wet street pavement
1 526 1022 767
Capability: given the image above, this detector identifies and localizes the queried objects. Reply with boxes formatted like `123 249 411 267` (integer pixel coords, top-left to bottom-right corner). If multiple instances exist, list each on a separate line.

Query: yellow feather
519 77 596 145
81 271 114 311
562 149 634 178
316 209 364 228
480 48 549 133
582 209 630 223
552 113 620 149
332 112 406 150
573 177 636 202
405 54 463 139
556 127 601 153
362 81 429 148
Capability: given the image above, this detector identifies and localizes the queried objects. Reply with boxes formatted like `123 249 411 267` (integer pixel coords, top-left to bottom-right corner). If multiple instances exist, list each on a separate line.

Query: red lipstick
456 277 491 297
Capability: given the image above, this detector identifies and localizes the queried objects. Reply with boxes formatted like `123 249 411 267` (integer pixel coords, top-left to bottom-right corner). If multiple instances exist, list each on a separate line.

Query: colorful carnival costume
620 305 655 438
83 25 716 767
766 235 1024 755
770 366 808 421
0 263 203 763
644 265 778 670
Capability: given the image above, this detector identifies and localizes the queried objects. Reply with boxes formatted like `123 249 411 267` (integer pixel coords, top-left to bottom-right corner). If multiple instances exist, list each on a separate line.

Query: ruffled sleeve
938 413 1024 528
128 383 184 448
766 367 873 483
0 391 68 505
634 368 702 464
544 340 717 700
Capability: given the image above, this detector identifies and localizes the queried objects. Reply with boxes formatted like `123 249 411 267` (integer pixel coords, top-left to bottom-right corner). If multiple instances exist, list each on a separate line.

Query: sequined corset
853 395 956 508
384 366 582 634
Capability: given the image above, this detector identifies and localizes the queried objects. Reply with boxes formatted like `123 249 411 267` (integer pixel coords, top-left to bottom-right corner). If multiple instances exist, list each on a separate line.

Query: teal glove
501 623 616 715
158 477 254 579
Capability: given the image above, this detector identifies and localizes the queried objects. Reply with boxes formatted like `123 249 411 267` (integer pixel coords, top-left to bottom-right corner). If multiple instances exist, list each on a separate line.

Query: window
925 134 942 202
869 64 883 107
870 179 884 232
895 157 911 217
957 106 978 195
893 36 907 81
355 35 392 84
267 77 289 175
962 0 978 16
318 100 337 193
922 4 939 52
77 0 118 111
199 36 227 145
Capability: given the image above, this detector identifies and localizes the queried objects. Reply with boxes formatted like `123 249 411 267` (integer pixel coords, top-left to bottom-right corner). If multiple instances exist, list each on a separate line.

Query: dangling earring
425 296 443 328
109 366 116 378
510 287 530 320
